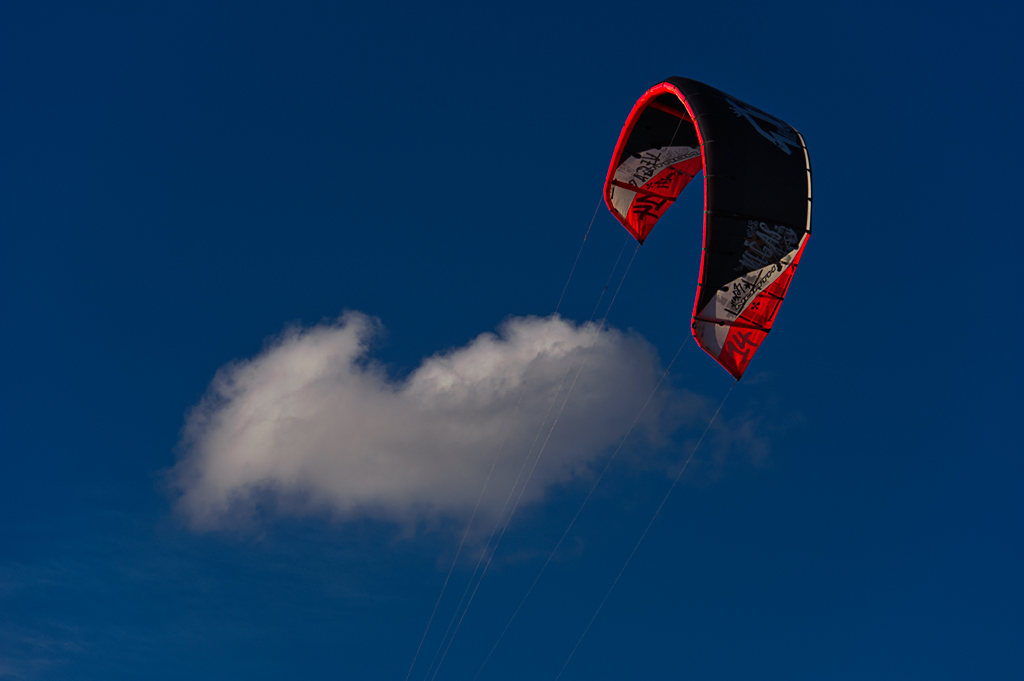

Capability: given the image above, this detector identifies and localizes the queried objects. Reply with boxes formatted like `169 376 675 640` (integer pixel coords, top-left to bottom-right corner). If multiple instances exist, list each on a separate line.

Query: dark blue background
2 1 1021 678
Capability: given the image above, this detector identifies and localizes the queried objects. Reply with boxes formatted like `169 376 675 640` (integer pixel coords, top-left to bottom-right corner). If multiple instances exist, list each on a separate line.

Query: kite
604 77 812 379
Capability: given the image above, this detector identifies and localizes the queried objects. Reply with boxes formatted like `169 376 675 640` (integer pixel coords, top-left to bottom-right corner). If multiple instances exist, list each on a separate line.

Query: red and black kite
604 77 812 379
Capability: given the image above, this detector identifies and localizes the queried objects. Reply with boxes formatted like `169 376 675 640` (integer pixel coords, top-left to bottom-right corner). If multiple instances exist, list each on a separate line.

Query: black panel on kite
603 77 812 379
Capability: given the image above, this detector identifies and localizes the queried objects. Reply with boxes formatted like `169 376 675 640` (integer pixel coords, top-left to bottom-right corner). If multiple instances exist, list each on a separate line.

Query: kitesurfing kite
604 77 812 379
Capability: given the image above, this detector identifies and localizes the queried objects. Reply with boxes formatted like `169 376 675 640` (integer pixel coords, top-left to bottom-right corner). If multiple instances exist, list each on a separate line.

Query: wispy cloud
0 617 83 680
172 313 673 529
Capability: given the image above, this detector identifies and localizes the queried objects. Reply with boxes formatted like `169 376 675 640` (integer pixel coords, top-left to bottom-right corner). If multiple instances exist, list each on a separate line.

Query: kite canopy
604 76 812 379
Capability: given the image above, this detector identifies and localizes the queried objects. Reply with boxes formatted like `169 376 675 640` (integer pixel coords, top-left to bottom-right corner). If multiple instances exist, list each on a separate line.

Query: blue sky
2 1 1022 679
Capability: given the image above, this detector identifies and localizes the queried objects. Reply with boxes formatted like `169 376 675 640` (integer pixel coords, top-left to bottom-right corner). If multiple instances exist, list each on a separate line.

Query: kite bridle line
555 378 739 681
405 197 603 681
425 241 641 681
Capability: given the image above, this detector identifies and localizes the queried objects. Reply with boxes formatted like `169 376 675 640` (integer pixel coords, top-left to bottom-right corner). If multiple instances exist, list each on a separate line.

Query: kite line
417 235 632 680
404 197 603 681
425 241 641 681
460 116 692 677
431 113 701 678
554 379 738 680
473 334 691 678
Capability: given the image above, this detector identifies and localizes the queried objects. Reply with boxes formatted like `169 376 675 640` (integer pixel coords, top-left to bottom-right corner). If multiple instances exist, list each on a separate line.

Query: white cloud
172 313 670 529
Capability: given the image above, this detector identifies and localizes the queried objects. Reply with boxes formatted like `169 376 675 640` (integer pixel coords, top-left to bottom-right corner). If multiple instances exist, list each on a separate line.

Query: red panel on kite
609 157 703 244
